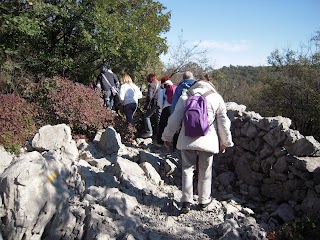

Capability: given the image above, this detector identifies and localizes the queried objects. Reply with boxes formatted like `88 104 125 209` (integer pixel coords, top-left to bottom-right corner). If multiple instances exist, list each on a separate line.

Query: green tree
0 0 170 83
210 65 269 106
263 31 320 139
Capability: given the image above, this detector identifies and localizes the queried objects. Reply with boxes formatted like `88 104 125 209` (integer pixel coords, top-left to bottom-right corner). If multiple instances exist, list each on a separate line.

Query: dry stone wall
214 102 320 215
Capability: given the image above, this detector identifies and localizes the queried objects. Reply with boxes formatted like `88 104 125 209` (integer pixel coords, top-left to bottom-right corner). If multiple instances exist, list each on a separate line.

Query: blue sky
158 0 320 69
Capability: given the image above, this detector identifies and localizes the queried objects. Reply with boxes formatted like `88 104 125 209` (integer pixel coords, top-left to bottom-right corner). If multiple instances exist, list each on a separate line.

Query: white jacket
119 83 142 105
158 87 172 109
162 81 234 154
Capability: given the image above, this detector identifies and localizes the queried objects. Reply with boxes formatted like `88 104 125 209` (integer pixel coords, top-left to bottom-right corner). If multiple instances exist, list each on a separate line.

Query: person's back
96 63 120 110
170 71 196 114
158 76 176 110
119 74 142 125
165 84 177 104
156 76 176 145
163 80 233 152
139 73 160 139
99 65 119 91
119 80 142 106
144 73 159 110
162 80 233 214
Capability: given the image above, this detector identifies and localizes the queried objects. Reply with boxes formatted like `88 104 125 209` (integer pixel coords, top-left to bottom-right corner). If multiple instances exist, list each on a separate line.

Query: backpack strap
203 90 215 97
203 90 216 126
187 89 214 97
187 89 194 97
186 89 215 126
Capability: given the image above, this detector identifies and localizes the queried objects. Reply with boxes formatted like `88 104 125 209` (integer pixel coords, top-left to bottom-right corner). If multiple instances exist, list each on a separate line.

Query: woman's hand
220 144 227 153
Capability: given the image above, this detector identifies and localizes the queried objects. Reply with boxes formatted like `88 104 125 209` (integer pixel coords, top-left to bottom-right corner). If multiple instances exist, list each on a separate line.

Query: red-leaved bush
45 77 117 138
0 94 37 152
1 75 136 146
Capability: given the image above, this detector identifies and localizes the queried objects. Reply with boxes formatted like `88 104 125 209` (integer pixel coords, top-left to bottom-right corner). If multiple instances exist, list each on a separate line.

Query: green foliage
0 0 170 83
207 30 320 141
210 65 270 108
261 31 320 140
0 94 37 153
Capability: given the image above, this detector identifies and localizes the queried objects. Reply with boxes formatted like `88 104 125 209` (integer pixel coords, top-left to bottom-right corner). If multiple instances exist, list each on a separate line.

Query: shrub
113 114 137 144
38 76 134 142
0 94 37 153
1 74 137 145
43 77 117 139
267 214 320 240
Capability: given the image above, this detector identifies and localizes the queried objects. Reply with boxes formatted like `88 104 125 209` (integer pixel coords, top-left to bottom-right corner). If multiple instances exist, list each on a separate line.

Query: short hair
100 62 110 72
121 74 133 84
183 71 194 80
204 73 211 81
146 73 156 82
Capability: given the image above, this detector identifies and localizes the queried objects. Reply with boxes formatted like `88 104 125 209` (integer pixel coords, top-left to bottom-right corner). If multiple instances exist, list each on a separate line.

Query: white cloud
194 40 250 52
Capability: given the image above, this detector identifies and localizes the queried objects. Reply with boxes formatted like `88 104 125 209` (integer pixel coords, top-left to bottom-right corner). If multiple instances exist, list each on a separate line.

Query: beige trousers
181 150 213 204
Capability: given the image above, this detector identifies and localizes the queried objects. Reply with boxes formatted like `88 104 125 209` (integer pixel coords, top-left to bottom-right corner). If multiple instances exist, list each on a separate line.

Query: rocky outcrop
1 103 320 239
214 102 320 217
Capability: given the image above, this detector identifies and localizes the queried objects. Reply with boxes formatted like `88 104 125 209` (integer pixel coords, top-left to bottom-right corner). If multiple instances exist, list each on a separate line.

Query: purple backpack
184 90 214 137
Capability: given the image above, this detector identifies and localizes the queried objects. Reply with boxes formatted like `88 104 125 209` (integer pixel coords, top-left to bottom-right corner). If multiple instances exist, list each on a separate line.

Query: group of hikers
95 63 234 214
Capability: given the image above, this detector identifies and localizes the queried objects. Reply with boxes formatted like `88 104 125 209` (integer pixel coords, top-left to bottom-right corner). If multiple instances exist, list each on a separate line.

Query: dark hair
204 73 211 82
100 62 110 72
146 73 156 82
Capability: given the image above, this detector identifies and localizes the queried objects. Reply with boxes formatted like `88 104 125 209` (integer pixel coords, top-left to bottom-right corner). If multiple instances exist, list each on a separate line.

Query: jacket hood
163 80 174 85
180 79 196 88
189 80 216 93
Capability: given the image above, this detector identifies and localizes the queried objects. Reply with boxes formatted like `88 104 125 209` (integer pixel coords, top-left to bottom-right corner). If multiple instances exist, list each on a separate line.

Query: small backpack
165 84 177 104
184 90 214 137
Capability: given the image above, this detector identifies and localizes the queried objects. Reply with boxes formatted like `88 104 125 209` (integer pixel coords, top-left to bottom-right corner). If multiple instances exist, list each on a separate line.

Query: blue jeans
143 105 160 134
124 102 137 125
103 90 113 109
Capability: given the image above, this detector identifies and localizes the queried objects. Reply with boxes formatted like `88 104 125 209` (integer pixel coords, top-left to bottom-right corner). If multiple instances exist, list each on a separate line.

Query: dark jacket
96 70 120 92
144 79 159 109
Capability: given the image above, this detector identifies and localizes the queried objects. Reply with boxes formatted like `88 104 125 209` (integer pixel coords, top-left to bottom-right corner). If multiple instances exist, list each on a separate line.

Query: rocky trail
2 102 320 239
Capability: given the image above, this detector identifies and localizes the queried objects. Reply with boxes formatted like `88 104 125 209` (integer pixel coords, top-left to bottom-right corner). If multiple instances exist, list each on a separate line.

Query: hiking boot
180 202 191 214
139 132 153 139
199 198 212 210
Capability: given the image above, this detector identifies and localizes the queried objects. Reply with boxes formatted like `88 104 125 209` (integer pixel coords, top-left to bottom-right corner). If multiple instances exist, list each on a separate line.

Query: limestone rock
32 124 72 151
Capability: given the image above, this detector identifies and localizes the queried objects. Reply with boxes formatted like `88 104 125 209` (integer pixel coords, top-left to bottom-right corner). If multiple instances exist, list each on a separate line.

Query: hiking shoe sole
199 198 213 210
180 202 191 214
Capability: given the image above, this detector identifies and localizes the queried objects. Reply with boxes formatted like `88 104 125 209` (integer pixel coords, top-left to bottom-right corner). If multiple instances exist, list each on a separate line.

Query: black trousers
157 106 171 144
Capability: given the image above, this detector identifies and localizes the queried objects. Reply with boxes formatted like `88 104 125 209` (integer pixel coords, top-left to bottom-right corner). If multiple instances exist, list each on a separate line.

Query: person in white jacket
119 74 142 125
162 80 234 214
156 76 176 146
